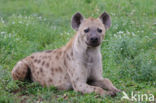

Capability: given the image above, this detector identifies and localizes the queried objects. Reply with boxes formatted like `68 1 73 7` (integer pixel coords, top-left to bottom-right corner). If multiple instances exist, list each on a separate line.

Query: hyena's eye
97 28 102 33
84 28 89 33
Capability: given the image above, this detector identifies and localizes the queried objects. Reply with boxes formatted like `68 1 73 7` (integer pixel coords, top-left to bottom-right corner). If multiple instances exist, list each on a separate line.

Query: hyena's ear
99 12 111 30
71 12 84 31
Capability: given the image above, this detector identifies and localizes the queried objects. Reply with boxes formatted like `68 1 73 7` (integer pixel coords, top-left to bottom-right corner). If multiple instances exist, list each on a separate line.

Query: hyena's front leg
89 78 121 95
68 69 113 96
72 80 112 96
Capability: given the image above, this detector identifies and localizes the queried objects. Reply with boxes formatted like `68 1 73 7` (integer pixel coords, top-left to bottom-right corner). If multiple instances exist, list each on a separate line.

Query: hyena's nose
90 37 98 43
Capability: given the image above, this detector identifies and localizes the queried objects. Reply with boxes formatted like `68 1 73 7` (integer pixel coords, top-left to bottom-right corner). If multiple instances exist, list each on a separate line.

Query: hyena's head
71 12 111 47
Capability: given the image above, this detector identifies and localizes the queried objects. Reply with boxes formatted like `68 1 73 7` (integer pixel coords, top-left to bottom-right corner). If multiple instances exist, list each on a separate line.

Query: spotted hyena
11 12 120 96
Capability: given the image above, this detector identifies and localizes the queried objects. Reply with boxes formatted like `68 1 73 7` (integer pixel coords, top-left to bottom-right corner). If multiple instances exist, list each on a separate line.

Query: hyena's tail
11 60 31 81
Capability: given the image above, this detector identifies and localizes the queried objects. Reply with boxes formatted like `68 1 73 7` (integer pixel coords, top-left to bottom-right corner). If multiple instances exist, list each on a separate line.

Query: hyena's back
11 48 71 89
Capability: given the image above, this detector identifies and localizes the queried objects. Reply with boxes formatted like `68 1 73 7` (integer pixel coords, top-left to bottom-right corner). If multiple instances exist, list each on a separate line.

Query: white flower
119 35 121 39
0 18 5 23
0 31 6 35
26 23 29 26
118 31 124 34
114 34 117 38
12 21 15 24
8 33 12 37
126 31 130 35
38 16 42 20
132 32 135 36
111 13 115 16
18 21 22 24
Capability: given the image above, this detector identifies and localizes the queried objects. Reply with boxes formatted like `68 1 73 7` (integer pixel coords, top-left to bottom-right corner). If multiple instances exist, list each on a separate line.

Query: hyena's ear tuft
71 12 84 31
99 12 111 30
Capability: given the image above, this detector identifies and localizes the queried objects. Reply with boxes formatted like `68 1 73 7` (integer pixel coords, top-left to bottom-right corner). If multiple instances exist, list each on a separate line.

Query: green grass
0 0 156 102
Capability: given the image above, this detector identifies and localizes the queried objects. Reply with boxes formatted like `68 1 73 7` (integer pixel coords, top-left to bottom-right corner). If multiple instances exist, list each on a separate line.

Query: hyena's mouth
85 41 100 47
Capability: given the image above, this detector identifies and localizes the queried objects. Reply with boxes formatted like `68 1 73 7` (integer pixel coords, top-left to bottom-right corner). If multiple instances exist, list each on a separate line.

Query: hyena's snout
87 34 101 47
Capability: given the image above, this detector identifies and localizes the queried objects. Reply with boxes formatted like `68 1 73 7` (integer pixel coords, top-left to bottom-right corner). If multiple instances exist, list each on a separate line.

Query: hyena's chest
83 51 101 79
78 55 99 79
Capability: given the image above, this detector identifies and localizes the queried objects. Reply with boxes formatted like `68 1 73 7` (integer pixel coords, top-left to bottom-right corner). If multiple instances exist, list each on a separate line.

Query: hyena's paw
95 87 117 97
111 86 121 93
108 87 121 97
94 87 107 96
107 91 117 97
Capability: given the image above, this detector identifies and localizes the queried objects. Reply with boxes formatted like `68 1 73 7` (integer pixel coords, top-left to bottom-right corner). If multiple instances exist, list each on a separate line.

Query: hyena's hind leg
11 60 31 81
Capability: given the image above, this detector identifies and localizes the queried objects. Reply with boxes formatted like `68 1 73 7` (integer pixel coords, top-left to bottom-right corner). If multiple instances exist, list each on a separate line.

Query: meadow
0 0 156 103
